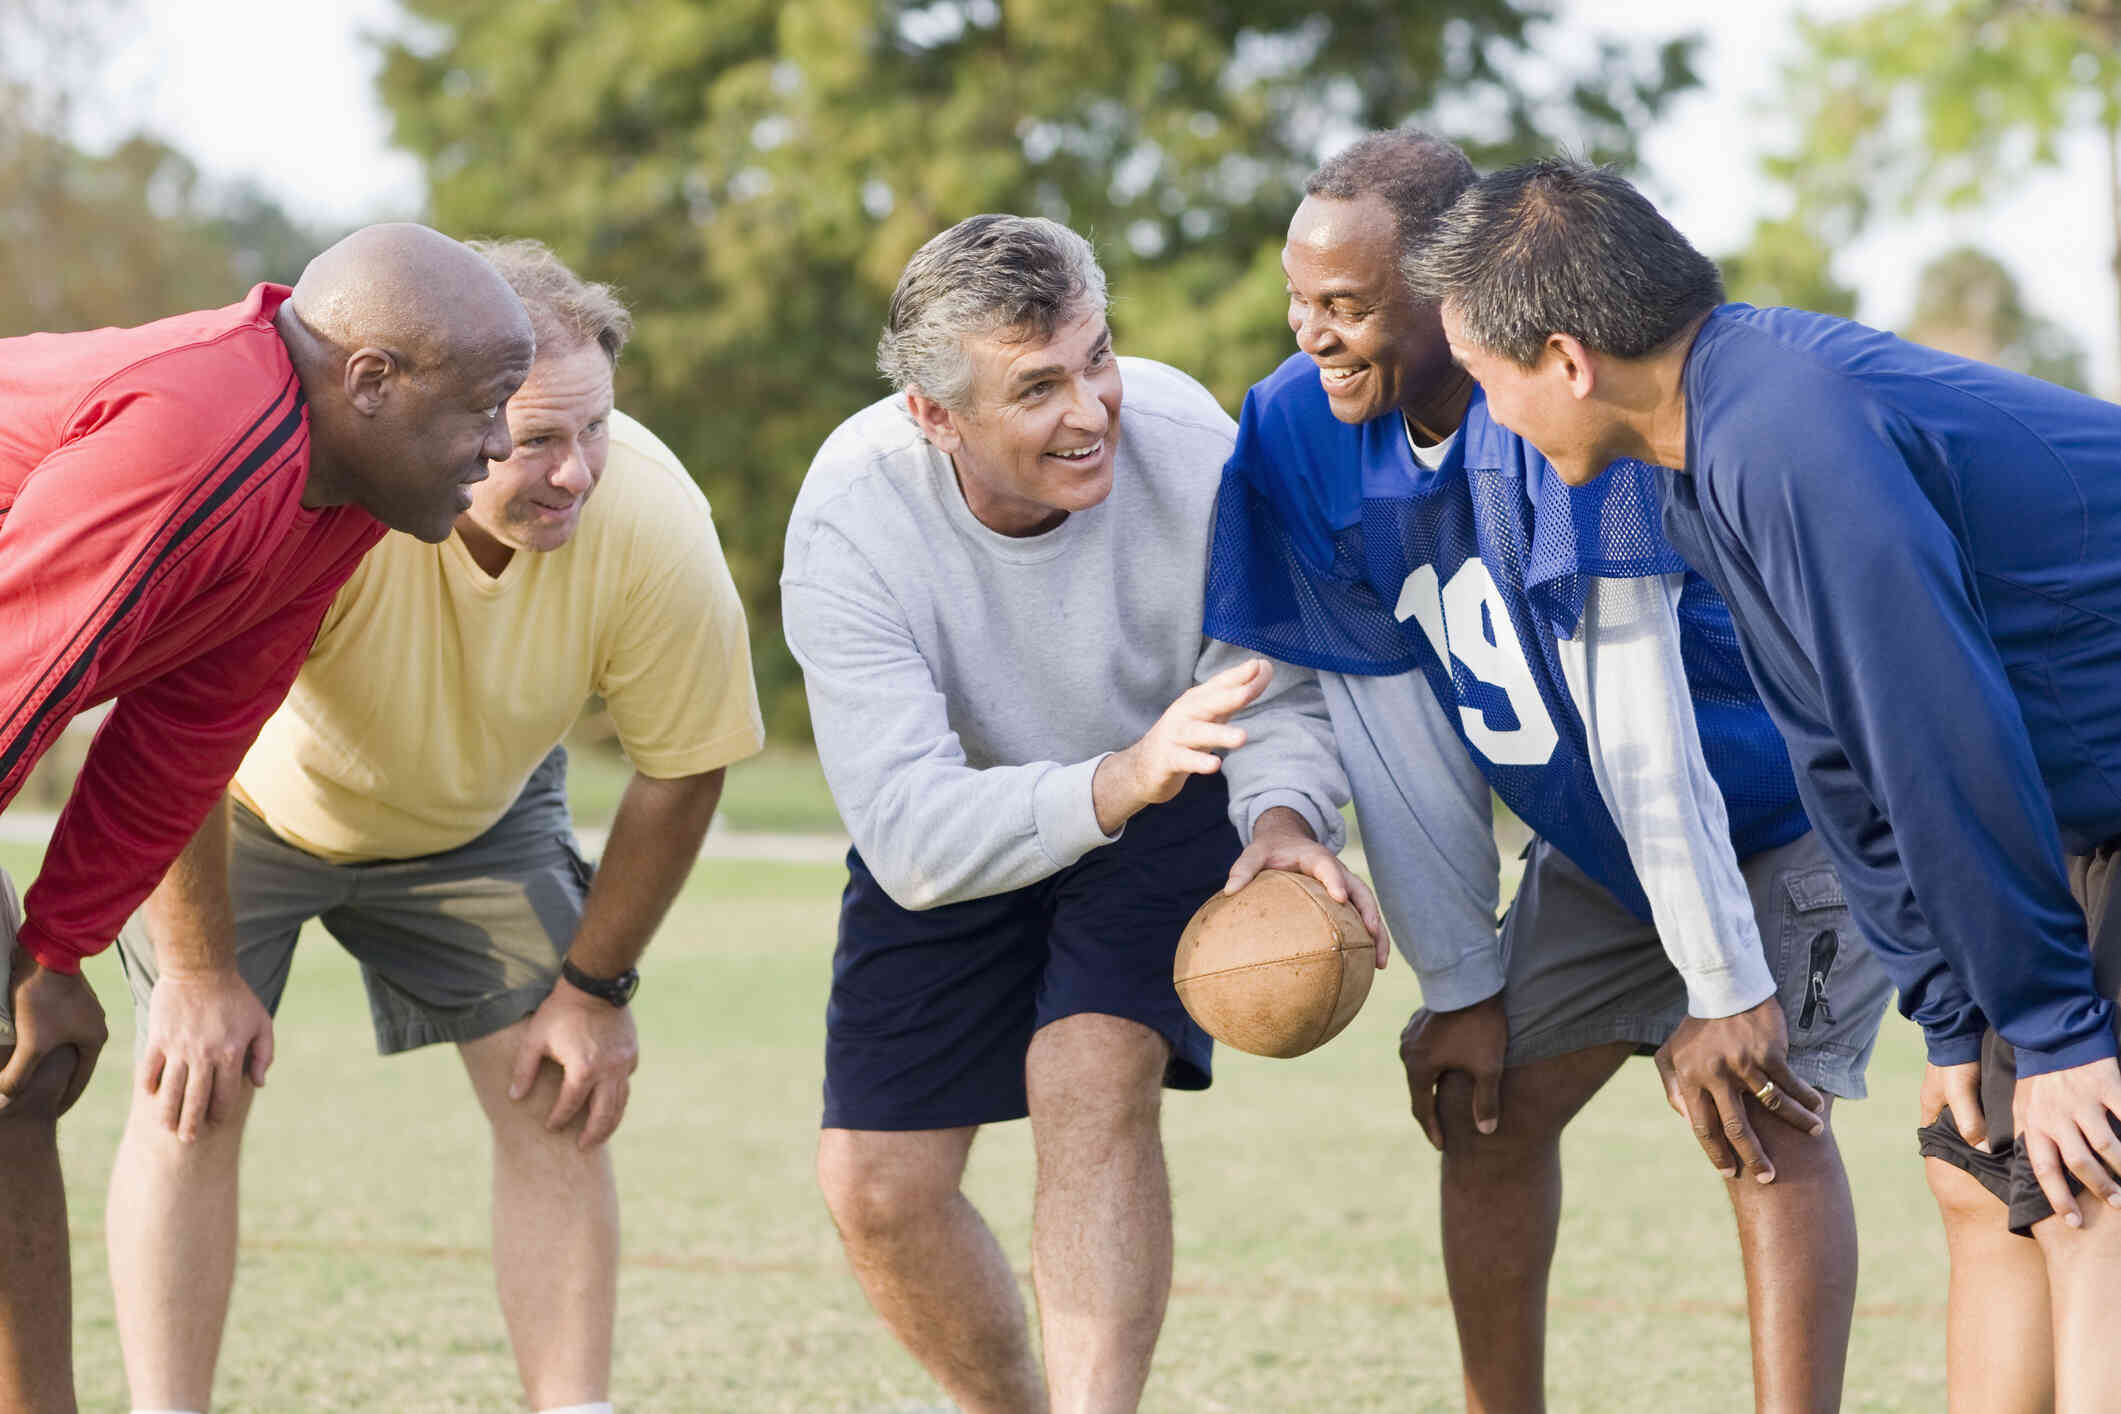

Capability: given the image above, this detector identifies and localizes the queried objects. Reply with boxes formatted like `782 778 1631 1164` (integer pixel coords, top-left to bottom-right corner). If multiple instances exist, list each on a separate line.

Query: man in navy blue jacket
1415 155 2121 1410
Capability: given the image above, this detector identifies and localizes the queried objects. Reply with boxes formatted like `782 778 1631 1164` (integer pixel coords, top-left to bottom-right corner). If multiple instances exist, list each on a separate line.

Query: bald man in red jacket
0 223 534 1412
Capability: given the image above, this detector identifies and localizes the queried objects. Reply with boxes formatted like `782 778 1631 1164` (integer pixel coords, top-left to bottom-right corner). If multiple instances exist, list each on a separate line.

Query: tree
377 0 1702 733
0 0 334 335
1727 0 2121 381
1902 244 2089 388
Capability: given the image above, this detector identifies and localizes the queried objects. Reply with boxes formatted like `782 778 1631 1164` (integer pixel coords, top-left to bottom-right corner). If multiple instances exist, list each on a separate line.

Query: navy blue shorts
821 774 1236 1131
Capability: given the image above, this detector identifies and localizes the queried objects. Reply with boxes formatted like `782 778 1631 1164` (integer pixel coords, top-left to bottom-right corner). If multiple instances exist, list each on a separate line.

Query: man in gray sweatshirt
782 215 1376 1414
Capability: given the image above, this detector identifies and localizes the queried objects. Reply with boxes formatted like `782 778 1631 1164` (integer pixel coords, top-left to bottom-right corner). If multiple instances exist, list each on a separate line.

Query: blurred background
5 0 2115 766
11 7 2105 1403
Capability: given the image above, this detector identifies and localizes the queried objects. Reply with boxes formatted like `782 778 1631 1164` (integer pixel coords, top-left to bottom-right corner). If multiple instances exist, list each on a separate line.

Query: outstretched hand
1094 658 1273 834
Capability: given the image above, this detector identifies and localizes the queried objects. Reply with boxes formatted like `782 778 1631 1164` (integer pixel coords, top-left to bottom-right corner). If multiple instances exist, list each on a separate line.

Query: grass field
10 834 1952 1412
567 742 843 836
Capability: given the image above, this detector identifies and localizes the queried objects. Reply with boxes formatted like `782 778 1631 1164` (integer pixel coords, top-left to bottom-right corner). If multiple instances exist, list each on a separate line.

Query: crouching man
105 240 764 1414
783 215 1375 1414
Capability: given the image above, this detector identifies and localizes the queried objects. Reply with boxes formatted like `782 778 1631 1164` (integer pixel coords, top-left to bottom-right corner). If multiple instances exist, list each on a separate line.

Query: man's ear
905 390 963 455
342 346 399 416
1546 333 1597 402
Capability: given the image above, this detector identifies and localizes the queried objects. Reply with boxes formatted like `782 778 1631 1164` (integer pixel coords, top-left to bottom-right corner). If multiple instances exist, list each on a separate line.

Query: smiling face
1282 193 1457 426
1440 303 1614 487
909 301 1122 536
455 340 615 565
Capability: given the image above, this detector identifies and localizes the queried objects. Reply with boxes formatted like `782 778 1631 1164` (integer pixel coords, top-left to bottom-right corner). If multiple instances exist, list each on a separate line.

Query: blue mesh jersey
1205 353 1806 919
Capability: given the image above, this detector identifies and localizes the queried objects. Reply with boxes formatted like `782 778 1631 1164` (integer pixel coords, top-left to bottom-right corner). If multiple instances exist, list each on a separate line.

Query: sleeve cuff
1409 948 1507 1014
1682 954 1778 1021
1241 789 1347 852
1923 1031 1986 1068
2010 1024 2120 1078
14 920 84 976
1033 755 1120 868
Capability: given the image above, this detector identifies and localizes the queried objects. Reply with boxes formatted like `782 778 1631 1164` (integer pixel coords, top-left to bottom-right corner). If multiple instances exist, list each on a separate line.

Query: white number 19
1394 561 1559 767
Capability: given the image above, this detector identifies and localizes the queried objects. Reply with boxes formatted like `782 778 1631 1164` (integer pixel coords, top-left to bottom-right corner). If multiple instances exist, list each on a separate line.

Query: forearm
1325 672 1502 1007
564 768 725 976
140 794 239 974
1205 642 1348 849
1560 575 1772 1019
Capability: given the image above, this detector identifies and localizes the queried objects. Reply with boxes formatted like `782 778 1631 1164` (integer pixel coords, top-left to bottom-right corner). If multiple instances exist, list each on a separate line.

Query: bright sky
81 0 2119 392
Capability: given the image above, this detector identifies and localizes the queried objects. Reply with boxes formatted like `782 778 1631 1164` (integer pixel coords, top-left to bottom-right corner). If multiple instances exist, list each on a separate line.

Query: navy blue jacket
1657 304 2121 1073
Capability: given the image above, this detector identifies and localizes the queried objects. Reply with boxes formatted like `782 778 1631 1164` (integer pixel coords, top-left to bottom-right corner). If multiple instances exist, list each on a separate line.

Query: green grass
566 741 843 835
6 836 1949 1412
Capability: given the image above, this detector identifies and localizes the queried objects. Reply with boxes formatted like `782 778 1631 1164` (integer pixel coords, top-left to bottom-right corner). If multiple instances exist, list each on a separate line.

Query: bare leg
0 1050 85 1414
106 1068 256 1412
1436 1040 1635 1414
2034 1192 2121 1414
818 1124 1043 1414
1024 1013 1174 1414
459 1023 617 1411
1923 1158 2052 1414
1723 1099 1858 1414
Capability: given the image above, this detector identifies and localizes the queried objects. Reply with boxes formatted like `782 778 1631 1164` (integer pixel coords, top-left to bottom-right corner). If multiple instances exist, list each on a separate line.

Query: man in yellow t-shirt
101 241 765 1414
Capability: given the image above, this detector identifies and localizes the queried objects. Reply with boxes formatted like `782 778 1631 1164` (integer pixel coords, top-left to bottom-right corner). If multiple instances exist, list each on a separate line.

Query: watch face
610 969 640 1005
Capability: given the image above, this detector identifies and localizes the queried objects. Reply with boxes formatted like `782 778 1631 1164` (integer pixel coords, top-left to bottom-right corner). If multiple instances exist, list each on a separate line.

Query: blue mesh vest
1204 353 1806 919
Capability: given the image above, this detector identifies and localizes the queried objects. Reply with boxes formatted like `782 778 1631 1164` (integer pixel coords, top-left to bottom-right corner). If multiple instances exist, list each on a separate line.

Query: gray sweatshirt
782 357 1341 911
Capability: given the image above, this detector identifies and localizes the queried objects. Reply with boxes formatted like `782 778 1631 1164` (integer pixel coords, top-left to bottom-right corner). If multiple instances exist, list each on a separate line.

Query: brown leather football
1173 869 1374 1058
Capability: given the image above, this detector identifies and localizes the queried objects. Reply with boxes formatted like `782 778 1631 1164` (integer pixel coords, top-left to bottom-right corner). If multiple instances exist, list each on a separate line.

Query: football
1172 869 1375 1058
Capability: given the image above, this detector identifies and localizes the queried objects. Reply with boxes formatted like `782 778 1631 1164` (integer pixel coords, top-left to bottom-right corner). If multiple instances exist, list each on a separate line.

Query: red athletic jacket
0 285 384 971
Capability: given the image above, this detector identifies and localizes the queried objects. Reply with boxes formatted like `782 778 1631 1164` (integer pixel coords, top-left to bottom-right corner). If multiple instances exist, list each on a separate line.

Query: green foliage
1903 243 2089 390
0 0 335 335
1728 0 2121 370
375 0 1703 737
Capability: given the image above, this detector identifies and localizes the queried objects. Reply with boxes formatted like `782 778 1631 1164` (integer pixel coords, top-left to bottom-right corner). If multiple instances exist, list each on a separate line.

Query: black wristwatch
561 958 640 1008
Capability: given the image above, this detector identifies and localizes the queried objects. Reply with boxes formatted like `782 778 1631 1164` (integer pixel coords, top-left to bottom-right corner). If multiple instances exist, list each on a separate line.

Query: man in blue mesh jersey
1422 154 2121 1411
1207 128 1891 1413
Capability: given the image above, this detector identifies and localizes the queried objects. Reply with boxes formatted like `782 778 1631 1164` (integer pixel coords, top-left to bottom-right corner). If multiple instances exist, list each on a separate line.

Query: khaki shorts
1498 830 1893 1099
115 748 592 1055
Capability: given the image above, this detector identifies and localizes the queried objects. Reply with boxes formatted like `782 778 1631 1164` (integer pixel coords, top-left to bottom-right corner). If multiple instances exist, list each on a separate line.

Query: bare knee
817 1130 969 1247
1435 1070 1568 1180
0 1047 83 1131
1926 1156 2009 1233
1025 1014 1167 1137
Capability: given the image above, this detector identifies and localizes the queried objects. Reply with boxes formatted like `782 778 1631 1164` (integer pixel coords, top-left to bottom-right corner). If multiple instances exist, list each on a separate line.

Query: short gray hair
1410 157 1723 366
1306 127 1477 293
877 215 1108 410
466 237 633 366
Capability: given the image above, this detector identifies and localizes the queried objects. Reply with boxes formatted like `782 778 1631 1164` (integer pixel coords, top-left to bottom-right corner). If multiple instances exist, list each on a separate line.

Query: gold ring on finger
1755 1080 1780 1108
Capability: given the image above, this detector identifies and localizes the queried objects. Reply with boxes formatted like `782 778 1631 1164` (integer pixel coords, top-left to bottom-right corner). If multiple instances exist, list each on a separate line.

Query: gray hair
1306 126 1478 293
1409 157 1723 366
877 215 1108 410
466 237 633 367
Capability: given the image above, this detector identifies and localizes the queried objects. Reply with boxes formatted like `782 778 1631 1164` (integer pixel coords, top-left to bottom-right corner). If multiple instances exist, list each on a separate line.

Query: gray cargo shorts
115 747 593 1055
1498 830 1892 1099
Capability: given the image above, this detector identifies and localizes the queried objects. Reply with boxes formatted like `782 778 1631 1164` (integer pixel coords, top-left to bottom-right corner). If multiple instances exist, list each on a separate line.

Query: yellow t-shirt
233 410 765 863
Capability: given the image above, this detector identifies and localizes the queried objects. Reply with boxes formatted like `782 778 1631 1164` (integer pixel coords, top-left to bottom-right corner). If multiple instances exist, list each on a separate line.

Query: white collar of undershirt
1403 413 1458 471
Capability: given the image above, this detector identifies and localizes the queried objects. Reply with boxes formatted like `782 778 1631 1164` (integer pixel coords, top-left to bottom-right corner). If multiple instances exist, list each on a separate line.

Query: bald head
288 223 533 373
284 223 538 542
